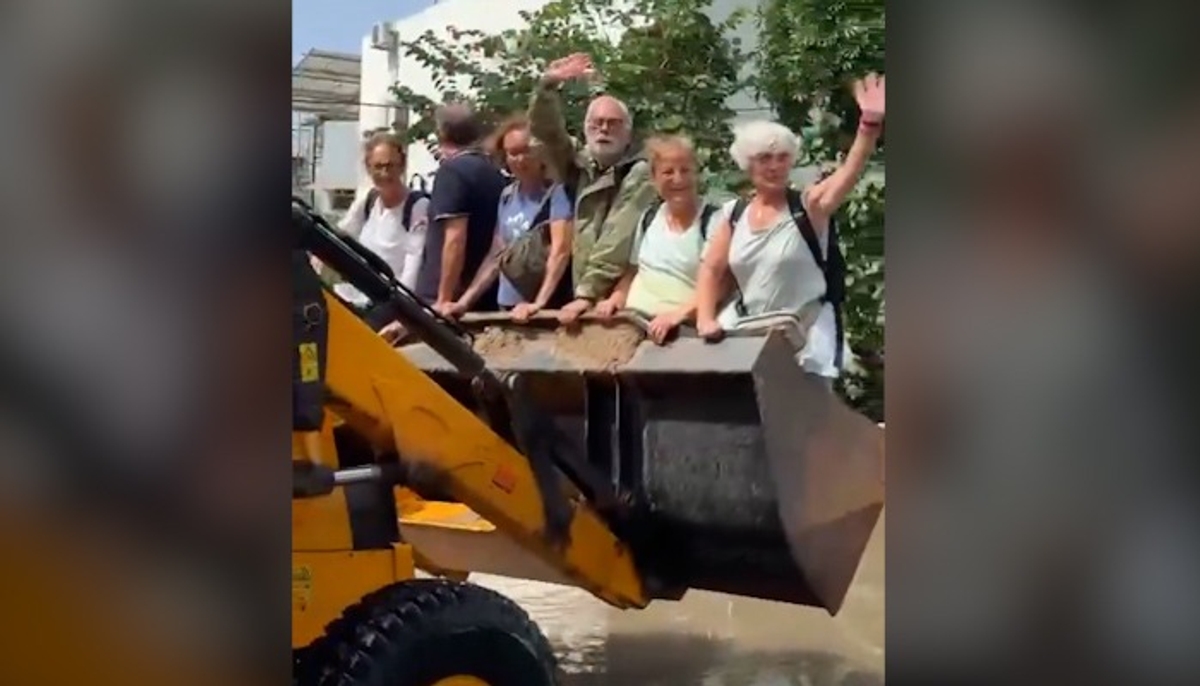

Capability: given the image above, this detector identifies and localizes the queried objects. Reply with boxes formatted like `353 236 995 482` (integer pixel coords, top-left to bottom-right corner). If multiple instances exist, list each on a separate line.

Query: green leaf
388 0 885 417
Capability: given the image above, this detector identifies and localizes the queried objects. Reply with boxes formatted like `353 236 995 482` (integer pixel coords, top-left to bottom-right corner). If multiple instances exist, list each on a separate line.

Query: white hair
584 97 633 129
728 120 801 171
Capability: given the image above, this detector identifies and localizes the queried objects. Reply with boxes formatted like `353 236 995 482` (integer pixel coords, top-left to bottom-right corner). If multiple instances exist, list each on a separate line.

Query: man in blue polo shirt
420 103 508 314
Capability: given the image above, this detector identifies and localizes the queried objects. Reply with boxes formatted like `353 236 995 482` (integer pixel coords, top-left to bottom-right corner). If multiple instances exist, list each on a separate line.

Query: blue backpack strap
400 190 429 230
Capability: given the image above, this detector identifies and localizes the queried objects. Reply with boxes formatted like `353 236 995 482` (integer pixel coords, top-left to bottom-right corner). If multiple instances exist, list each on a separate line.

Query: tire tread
296 578 557 686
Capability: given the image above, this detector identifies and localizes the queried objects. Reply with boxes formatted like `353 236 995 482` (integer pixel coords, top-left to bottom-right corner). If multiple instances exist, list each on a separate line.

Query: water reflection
474 513 884 685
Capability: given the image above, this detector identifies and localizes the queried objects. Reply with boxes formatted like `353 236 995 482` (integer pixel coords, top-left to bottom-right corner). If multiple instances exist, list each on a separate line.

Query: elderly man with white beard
526 52 658 323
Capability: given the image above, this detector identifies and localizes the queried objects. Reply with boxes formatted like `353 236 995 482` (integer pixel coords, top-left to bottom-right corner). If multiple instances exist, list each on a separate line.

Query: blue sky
292 0 433 64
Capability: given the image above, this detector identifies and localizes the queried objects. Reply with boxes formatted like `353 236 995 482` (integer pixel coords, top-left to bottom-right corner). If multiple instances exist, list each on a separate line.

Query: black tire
297 578 559 686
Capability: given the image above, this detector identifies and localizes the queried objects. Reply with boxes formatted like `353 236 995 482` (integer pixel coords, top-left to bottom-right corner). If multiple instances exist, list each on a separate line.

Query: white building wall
705 0 772 122
360 0 552 186
359 0 767 185
313 120 364 191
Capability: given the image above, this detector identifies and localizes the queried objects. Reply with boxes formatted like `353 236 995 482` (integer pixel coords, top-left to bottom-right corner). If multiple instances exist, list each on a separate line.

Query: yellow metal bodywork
431 677 490 686
290 402 416 650
316 291 646 608
292 545 416 649
398 503 582 588
293 417 354 552
290 292 647 649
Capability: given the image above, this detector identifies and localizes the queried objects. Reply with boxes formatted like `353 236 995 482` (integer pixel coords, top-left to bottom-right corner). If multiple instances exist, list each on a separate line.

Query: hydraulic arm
291 198 648 609
291 195 883 617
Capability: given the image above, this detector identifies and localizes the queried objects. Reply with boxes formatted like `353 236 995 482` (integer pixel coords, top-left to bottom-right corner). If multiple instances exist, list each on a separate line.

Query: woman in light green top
594 135 718 343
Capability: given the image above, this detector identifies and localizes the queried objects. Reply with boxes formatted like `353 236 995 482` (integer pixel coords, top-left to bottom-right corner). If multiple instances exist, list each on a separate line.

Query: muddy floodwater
474 513 884 685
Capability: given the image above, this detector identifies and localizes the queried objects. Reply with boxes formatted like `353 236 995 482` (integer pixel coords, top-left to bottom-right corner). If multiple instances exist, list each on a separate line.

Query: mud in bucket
399 311 884 615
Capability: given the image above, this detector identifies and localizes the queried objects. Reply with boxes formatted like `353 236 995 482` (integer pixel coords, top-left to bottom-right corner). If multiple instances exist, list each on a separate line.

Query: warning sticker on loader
298 343 319 383
292 565 313 611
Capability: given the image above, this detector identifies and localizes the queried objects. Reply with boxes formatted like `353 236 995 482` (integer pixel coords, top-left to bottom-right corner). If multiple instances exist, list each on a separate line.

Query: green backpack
497 182 557 303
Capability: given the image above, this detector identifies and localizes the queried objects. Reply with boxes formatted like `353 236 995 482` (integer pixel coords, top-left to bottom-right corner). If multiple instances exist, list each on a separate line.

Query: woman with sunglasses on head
449 114 574 321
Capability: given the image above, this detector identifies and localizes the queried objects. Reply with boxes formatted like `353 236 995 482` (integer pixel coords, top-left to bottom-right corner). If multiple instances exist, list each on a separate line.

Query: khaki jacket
528 84 657 300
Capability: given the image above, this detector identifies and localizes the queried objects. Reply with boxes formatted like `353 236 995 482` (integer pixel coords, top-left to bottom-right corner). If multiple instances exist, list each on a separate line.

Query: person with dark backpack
330 131 430 338
528 53 659 324
694 73 884 384
593 135 720 344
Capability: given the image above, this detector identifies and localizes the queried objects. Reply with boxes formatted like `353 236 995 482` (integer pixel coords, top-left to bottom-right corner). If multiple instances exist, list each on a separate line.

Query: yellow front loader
290 198 883 685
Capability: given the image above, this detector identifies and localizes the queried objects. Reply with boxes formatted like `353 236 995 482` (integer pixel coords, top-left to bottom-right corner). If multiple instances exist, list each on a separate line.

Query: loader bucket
398 312 884 615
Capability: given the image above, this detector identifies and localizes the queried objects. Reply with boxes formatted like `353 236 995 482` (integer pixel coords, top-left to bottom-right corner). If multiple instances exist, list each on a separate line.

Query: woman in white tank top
694 74 885 381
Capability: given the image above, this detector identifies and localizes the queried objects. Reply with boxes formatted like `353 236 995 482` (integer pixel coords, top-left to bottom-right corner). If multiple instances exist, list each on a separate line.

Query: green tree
389 0 749 191
756 0 885 419
390 0 885 419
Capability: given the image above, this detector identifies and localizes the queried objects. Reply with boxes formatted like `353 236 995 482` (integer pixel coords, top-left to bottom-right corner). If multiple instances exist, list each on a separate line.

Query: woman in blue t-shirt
450 115 575 319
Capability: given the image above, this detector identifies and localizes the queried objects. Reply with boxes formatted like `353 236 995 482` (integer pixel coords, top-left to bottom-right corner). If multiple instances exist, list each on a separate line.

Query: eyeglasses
751 151 792 165
369 161 403 172
585 117 626 132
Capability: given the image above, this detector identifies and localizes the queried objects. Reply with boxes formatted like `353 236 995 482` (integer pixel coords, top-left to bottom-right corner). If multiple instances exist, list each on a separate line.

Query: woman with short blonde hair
594 134 720 344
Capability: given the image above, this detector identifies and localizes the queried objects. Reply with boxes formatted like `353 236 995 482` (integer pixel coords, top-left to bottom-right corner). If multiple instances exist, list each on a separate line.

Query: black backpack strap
362 187 380 223
614 154 646 188
728 197 750 228
785 189 826 268
401 193 415 229
785 189 847 369
637 198 663 242
698 203 718 240
724 199 751 317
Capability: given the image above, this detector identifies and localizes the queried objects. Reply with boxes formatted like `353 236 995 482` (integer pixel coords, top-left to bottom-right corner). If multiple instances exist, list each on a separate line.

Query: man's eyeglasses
585 117 625 132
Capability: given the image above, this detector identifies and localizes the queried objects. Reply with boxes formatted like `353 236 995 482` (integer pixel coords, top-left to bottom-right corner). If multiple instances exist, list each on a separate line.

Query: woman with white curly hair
694 74 884 383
